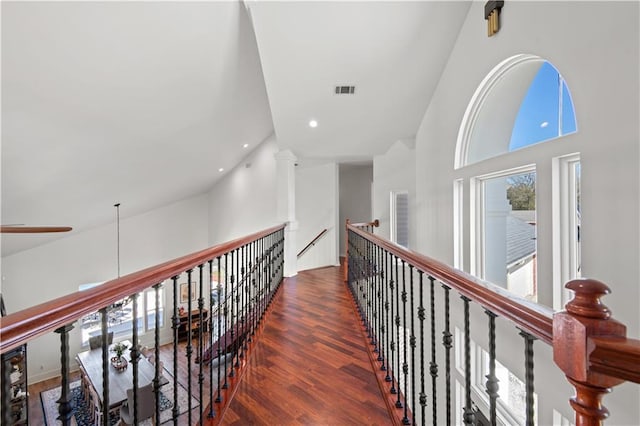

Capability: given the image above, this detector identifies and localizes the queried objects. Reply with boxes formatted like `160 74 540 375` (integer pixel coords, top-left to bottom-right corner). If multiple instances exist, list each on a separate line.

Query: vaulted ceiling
1 1 471 256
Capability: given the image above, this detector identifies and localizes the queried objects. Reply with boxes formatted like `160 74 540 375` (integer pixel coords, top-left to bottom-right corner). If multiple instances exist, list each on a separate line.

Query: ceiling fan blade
0 226 72 234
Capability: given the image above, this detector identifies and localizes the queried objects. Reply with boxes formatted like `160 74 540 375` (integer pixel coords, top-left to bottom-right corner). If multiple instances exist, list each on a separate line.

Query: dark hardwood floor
27 266 392 425
219 266 391 425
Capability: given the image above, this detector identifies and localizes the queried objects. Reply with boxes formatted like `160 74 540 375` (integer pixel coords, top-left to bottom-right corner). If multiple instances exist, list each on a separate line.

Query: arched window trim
455 54 545 170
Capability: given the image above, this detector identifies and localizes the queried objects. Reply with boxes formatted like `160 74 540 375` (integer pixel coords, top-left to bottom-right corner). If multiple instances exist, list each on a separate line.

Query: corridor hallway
219 266 392 425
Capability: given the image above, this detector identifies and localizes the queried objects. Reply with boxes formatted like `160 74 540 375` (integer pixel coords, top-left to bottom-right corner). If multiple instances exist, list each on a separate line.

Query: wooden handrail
344 219 380 282
0 224 286 354
589 336 640 384
347 222 553 344
297 228 328 258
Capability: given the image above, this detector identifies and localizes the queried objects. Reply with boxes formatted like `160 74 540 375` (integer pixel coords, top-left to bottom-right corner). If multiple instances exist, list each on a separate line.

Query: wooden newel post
553 279 626 426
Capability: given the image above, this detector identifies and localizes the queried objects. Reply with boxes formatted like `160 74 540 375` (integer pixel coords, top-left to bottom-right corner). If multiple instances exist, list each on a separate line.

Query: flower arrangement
112 342 128 360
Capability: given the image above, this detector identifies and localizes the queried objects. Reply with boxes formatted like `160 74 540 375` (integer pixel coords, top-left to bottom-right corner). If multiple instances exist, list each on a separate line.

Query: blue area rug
40 376 198 425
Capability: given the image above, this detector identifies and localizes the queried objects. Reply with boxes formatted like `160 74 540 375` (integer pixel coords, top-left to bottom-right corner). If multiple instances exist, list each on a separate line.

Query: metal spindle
377 245 384 361
55 324 74 426
153 283 162 422
198 264 205 423
235 248 241 368
186 269 194 425
395 256 403 408
207 260 215 418
442 284 452 426
520 330 537 426
215 257 223 403
461 296 475 425
389 253 397 394
223 254 229 390
486 311 499 426
171 276 180 423
383 250 390 378
429 276 438 424
418 272 426 426
100 307 110 426
401 260 409 421
131 292 140 425
228 250 236 378
409 265 416 426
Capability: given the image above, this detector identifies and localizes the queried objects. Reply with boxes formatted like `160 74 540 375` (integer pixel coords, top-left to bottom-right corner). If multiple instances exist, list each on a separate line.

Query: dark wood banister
297 228 328 258
349 223 640 424
0 224 286 354
347 222 553 344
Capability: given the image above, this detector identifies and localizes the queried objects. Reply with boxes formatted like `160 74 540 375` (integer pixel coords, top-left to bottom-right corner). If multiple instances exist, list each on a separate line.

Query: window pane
146 288 164 330
509 62 577 152
483 171 537 300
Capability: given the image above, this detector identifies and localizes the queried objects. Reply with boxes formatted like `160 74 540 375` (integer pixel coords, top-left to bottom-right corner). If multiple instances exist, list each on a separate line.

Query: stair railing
297 228 329 259
0 224 285 426
346 222 639 426
344 219 379 282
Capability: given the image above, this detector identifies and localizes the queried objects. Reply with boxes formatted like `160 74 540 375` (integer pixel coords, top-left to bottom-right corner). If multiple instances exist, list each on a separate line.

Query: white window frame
471 165 536 287
552 153 581 310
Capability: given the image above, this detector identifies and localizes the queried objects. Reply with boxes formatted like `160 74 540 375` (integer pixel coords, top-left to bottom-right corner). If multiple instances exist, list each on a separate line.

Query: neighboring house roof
510 210 536 224
506 213 536 266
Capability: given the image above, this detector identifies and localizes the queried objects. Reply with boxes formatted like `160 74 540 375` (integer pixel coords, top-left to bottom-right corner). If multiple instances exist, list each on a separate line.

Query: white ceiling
1 1 471 256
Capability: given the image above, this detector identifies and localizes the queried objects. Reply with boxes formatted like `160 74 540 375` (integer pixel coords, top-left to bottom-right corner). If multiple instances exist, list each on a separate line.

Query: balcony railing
346 221 640 426
0 224 285 425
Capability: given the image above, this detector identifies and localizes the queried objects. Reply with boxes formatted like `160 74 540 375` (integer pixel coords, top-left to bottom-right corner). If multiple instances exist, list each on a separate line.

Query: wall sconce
485 1 504 37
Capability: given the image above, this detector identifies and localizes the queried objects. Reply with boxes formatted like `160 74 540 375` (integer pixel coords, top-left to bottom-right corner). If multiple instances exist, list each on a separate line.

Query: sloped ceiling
247 0 471 158
1 0 471 256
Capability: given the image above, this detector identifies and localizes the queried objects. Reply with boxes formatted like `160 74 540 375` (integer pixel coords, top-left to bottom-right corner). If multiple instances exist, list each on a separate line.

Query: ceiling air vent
335 85 355 95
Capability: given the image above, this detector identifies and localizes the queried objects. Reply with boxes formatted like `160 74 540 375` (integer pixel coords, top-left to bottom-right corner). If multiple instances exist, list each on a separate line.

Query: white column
275 149 298 277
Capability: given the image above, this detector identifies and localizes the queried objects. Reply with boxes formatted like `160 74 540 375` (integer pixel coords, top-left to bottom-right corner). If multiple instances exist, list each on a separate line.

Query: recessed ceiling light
309 119 318 128
242 143 249 149
218 168 224 172
540 121 549 128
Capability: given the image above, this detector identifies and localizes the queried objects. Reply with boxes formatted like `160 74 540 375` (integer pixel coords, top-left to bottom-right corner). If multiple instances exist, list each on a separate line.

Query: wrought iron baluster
207 260 216 418
429 276 438 424
153 283 163 422
215 257 223 403
100 307 110 426
409 265 416 425
222 254 229 390
235 248 241 368
198 263 205 423
520 330 537 426
389 253 397 394
377 245 383 361
395 256 403 408
130 292 140 425
383 250 390 378
241 244 247 356
401 260 409 421
171 276 180 423
229 250 236 379
186 269 194 425
442 284 452 426
55 324 74 426
418 272 426 426
486 311 499 426
461 295 475 425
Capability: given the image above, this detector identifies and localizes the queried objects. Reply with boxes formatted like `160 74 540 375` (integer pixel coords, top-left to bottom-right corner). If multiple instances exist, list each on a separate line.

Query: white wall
1 194 209 382
372 140 416 249
339 164 373 256
207 135 279 245
414 2 639 424
296 162 339 271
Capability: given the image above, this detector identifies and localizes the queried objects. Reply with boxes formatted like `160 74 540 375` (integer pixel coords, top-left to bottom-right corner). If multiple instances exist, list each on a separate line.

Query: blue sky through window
509 62 577 151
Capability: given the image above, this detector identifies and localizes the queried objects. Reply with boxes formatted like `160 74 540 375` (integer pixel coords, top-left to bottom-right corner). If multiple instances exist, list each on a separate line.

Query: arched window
454 55 579 308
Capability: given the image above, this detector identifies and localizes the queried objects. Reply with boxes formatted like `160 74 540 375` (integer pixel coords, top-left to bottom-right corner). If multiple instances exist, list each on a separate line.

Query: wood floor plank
219 266 392 425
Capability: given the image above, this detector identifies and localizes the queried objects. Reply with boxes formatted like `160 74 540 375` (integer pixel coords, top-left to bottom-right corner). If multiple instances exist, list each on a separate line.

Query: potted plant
112 342 128 360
